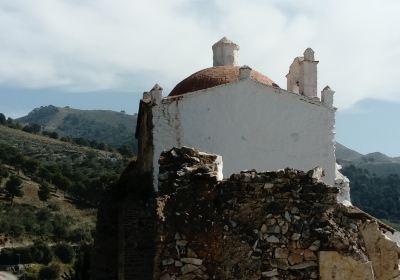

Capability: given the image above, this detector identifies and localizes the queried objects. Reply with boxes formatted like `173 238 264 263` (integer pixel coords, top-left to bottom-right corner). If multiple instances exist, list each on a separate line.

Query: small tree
0 164 9 178
38 264 60 280
38 166 52 182
22 158 40 175
0 113 6 125
38 182 51 204
54 243 75 264
31 241 53 265
22 123 41 134
52 173 71 195
9 153 25 174
118 144 134 157
6 117 13 127
49 131 58 139
5 175 23 205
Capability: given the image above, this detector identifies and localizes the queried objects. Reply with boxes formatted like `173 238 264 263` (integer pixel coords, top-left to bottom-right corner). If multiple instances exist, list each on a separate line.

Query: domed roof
169 66 278 97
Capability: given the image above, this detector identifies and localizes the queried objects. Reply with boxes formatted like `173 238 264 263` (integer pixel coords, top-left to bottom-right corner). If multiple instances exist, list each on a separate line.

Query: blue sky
1 0 400 156
336 99 400 156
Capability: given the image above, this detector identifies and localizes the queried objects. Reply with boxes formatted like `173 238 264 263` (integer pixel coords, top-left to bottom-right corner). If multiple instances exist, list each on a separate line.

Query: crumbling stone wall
155 147 400 280
92 147 400 280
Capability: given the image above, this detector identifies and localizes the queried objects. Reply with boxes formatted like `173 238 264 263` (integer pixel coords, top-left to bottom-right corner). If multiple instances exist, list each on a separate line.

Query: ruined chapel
135 37 349 203
92 37 400 280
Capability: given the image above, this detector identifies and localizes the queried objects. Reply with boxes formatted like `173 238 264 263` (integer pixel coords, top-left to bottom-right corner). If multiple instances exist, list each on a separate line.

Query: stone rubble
153 147 400 279
92 146 400 280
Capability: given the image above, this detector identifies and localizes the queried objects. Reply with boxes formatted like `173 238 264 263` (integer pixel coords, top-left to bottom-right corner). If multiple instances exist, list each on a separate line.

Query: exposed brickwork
169 66 277 96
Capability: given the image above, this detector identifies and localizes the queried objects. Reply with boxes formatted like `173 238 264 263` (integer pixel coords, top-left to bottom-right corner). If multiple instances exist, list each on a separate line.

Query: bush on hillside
54 243 75 264
0 247 33 265
47 202 60 211
0 163 9 178
30 242 53 265
5 175 24 205
344 165 400 223
22 123 41 134
38 264 60 280
0 113 6 125
38 182 51 203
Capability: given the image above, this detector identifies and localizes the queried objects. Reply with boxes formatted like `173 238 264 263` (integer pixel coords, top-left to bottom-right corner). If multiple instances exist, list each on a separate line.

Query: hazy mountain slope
16 105 137 149
336 143 400 225
335 142 363 161
336 143 400 176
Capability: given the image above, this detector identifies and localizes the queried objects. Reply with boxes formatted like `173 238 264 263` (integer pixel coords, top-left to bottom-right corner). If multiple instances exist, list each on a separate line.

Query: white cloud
0 0 399 108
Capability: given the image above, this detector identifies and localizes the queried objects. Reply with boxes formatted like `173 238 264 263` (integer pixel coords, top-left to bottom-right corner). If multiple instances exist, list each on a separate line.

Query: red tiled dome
169 66 278 97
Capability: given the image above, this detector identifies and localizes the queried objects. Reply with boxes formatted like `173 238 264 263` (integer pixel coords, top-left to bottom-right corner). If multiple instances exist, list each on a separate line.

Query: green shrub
38 183 51 203
0 164 9 178
54 243 75 264
52 214 70 239
0 247 33 265
30 242 53 265
47 202 60 211
9 223 25 237
38 264 60 280
67 227 93 243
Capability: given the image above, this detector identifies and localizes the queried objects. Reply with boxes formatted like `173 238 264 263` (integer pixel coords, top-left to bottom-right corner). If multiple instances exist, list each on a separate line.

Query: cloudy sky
1 0 400 155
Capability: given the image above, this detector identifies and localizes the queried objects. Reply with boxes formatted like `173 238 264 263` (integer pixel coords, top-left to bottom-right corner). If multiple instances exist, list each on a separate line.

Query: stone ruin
92 147 400 280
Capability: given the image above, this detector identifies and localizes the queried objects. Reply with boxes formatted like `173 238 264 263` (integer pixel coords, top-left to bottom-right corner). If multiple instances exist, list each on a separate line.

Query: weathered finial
321 85 335 108
212 37 240 67
304 48 315 61
151 84 163 91
149 84 163 105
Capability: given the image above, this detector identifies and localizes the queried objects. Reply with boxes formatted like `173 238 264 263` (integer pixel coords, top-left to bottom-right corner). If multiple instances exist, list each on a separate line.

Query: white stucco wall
152 79 336 189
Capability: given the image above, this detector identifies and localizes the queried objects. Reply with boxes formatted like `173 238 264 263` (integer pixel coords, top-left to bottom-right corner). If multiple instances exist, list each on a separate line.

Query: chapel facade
135 37 349 203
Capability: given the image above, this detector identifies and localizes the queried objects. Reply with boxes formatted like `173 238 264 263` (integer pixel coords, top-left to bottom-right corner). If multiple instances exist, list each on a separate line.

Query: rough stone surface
361 222 400 280
153 147 398 279
319 251 374 280
92 147 400 279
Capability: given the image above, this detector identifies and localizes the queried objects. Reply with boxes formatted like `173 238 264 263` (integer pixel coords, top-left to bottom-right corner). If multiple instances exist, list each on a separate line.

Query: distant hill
336 143 400 225
16 105 137 150
335 142 363 161
336 143 400 177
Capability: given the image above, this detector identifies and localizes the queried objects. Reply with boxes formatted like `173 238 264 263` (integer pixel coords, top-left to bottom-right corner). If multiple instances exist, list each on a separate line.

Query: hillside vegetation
0 124 129 206
0 115 132 279
16 105 138 151
337 144 400 227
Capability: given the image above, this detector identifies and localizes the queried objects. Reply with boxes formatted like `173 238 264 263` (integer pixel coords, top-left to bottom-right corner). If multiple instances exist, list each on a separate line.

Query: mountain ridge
16 105 138 150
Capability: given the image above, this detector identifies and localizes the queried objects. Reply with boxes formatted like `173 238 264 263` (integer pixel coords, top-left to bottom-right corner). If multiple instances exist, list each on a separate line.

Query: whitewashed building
135 37 350 203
